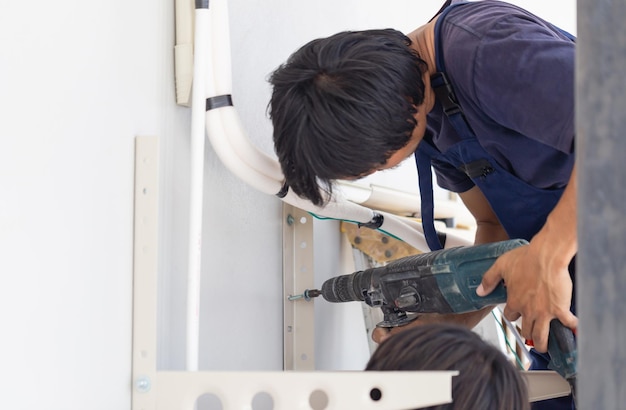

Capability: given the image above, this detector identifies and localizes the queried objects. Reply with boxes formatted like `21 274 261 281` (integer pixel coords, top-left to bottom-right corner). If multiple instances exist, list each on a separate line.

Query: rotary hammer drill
303 239 577 401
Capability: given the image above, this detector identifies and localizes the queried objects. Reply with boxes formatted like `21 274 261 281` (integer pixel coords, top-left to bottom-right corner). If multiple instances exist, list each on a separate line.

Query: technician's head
268 29 427 206
366 324 530 410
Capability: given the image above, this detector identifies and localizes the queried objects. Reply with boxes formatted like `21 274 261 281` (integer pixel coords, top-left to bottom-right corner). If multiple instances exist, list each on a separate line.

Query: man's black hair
268 29 427 206
366 324 530 410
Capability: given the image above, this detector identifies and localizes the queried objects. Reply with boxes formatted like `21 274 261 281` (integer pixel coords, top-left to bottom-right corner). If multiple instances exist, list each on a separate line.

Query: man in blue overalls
269 1 577 408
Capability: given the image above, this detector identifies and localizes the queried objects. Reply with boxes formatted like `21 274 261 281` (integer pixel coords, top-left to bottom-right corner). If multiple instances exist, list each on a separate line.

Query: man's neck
408 17 439 113
408 17 439 77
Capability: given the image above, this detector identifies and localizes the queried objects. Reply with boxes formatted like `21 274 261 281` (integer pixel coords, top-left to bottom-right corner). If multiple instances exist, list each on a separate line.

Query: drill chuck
321 269 372 303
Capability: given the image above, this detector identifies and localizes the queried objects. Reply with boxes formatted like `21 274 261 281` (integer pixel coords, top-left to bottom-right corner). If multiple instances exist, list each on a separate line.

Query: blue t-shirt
426 1 576 193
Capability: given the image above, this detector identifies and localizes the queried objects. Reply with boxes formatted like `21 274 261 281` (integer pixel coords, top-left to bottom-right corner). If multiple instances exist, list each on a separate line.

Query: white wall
0 1 576 409
0 1 173 408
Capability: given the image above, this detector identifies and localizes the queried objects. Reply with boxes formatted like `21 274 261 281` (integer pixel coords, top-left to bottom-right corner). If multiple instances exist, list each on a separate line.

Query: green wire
308 212 404 242
490 310 526 370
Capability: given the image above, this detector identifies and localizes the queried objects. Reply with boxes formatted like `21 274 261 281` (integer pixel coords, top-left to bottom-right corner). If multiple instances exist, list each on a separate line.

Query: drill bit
288 289 322 301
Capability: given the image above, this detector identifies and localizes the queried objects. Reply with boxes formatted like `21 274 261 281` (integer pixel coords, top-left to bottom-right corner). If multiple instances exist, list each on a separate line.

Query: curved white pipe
205 3 384 224
207 0 284 182
398 215 472 248
209 107 284 182
182 0 473 380
204 106 435 252
201 102 428 249
205 109 283 194
201 0 471 258
336 181 460 220
202 107 395 242
204 105 472 250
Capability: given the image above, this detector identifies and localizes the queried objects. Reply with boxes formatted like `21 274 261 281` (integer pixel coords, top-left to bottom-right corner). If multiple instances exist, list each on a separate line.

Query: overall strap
431 1 476 140
416 144 444 250
417 1 471 251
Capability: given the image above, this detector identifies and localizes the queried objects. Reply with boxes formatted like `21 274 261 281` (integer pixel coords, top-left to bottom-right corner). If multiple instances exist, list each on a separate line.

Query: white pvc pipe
203 4 397 220
200 0 472 265
397 215 472 249
203 2 380 220
205 107 284 183
208 0 231 96
208 0 284 182
181 0 472 382
205 106 434 251
186 5 211 372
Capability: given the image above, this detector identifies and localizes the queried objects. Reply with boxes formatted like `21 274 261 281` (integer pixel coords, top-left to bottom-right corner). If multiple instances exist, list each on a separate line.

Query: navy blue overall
416 3 576 409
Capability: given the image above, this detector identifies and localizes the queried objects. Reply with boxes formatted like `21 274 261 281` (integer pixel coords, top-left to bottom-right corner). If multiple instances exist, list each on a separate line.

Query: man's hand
477 238 578 352
372 307 494 344
477 166 579 353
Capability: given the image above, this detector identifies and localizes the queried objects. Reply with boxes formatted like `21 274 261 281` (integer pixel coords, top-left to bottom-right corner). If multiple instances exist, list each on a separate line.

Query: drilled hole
370 387 383 401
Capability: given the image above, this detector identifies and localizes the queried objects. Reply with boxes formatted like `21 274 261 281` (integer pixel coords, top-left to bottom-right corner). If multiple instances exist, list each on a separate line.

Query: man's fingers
371 327 391 344
372 326 406 344
558 311 579 331
476 262 504 297
520 315 533 341
532 318 551 353
502 305 521 323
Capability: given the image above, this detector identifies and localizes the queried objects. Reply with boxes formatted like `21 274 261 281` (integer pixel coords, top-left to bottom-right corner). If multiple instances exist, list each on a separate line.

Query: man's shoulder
441 0 546 40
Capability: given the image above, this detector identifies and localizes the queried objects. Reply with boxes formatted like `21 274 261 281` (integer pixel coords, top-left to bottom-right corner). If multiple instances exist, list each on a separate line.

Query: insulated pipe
202 102 433 249
183 0 472 381
186 1 210 372
201 98 436 249
206 107 284 182
202 0 471 251
398 215 471 249
203 103 438 251
195 1 472 270
337 181 460 220
206 103 445 251
203 1 380 218
207 0 284 182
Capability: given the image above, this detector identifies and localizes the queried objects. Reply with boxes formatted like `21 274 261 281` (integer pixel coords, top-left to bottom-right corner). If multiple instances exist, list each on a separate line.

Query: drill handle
547 319 577 381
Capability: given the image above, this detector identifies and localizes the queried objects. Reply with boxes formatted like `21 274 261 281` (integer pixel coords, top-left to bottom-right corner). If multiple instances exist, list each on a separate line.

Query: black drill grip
548 319 577 404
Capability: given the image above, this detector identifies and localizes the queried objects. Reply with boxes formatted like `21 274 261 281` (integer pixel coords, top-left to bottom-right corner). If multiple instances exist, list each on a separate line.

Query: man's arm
458 185 509 245
478 166 578 352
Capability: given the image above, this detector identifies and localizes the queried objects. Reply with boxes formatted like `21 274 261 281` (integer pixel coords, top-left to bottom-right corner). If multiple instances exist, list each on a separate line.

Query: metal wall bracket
130 136 456 409
282 205 316 370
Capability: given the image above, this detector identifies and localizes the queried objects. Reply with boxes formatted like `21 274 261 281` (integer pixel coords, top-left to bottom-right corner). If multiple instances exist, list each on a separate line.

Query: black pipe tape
206 95 233 111
195 0 209 9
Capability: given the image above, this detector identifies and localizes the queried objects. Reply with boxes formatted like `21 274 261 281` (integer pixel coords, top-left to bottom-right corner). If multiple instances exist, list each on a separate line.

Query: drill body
318 239 577 399
321 239 523 326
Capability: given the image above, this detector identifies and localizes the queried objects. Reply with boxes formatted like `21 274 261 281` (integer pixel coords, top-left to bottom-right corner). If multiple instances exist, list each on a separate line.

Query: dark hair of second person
365 323 530 410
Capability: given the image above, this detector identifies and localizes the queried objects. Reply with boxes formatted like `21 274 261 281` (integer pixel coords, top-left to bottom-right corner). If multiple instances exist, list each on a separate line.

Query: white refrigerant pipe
203 0 462 247
185 0 471 370
185 1 212 371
